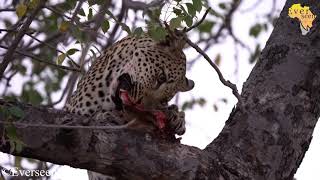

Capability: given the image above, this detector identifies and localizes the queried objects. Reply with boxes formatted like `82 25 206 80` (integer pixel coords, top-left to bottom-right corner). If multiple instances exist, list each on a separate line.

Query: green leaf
79 8 86 16
0 106 10 118
66 0 77 8
198 20 215 33
72 27 87 42
88 8 93 20
6 125 24 153
179 4 188 14
263 23 268 31
16 3 27 18
249 24 263 37
192 0 202 12
213 104 218 112
209 9 223 18
8 107 25 119
173 8 182 16
133 27 144 37
56 53 66 65
14 64 27 75
88 0 96 6
148 26 167 41
120 23 132 34
218 3 226 10
101 20 110 33
220 98 228 103
197 98 206 106
186 3 196 17
9 140 15 153
170 17 182 29
67 48 79 55
105 9 131 34
29 0 40 9
183 15 193 27
249 44 261 63
59 21 69 32
15 141 23 153
182 101 191 111
150 8 161 19
25 89 43 105
215 54 221 66
6 125 18 141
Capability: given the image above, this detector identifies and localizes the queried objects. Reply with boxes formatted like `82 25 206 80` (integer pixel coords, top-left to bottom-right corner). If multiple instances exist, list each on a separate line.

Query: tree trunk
1 0 320 179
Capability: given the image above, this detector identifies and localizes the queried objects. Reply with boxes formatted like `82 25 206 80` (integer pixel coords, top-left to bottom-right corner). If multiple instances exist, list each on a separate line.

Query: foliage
0 105 25 153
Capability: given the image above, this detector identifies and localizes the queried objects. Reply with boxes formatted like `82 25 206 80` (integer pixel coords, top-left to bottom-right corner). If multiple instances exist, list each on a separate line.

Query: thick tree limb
205 1 320 179
0 100 214 179
1 1 320 179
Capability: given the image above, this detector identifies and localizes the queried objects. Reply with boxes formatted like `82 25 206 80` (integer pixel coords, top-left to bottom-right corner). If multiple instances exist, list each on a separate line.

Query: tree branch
0 0 46 80
185 8 211 32
185 38 243 106
0 45 81 72
0 100 213 179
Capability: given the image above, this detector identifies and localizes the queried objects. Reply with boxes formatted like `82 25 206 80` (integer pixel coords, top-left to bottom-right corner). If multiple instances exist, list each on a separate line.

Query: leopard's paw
166 106 186 135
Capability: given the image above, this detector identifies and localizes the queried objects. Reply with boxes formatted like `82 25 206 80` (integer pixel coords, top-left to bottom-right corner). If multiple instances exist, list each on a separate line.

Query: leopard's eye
158 73 167 85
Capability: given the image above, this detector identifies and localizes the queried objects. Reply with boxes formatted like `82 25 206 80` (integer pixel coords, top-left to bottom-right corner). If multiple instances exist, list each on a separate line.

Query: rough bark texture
1 0 320 179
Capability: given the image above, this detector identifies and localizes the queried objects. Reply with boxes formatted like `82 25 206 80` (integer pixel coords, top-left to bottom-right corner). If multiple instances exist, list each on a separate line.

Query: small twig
185 37 243 106
0 45 81 72
240 0 262 13
0 27 80 68
24 32 80 68
1 70 18 96
44 82 70 107
65 43 91 103
185 8 211 32
26 32 62 51
0 119 136 130
0 8 15 13
70 0 85 24
105 5 126 47
45 6 72 20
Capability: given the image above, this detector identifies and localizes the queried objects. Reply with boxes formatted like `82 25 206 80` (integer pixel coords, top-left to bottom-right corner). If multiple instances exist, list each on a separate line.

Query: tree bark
1 0 320 179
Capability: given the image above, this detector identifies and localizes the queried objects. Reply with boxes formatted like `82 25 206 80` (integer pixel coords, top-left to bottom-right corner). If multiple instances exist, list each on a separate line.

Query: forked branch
183 8 243 105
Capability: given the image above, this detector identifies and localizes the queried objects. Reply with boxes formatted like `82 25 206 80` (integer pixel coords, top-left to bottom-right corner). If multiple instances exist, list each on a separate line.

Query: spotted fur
65 35 193 121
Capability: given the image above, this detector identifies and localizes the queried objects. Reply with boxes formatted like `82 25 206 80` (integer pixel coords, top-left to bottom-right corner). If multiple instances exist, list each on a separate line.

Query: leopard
64 33 194 180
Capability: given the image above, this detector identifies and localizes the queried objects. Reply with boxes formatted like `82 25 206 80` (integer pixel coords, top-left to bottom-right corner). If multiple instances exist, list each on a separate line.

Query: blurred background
1 0 319 179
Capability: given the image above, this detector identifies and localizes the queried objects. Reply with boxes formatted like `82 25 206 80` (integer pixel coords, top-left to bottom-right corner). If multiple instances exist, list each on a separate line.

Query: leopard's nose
180 78 194 92
187 79 194 90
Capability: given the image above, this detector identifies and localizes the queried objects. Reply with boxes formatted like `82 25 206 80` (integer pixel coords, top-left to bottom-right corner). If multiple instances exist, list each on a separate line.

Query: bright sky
1 0 320 179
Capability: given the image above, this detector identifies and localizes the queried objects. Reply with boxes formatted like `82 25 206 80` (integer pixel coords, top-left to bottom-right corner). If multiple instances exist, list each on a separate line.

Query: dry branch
185 38 243 106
